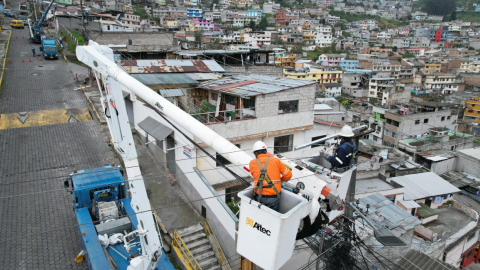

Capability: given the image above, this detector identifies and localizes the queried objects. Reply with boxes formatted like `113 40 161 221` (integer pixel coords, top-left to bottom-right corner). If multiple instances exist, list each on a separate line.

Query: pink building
193 18 215 31
318 53 346 67
399 28 410 36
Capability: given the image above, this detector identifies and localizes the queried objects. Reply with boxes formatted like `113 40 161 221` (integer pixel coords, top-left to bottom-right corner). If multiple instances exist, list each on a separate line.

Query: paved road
0 19 114 270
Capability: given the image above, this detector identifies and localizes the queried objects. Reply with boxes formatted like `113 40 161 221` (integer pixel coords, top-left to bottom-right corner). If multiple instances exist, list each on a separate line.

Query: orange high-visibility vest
249 154 292 196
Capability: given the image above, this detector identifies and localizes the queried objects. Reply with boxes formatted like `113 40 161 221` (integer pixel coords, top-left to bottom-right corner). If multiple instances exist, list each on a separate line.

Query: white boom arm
76 42 352 270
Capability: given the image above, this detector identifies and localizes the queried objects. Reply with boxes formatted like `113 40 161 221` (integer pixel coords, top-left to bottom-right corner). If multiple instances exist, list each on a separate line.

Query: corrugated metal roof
357 193 421 236
186 73 221 81
390 172 461 201
130 74 198 86
120 60 225 73
198 74 316 98
398 199 420 209
137 117 173 141
393 250 456 270
159 89 184 98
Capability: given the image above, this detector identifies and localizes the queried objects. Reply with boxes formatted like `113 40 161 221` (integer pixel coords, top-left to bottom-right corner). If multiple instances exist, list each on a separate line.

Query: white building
314 25 332 48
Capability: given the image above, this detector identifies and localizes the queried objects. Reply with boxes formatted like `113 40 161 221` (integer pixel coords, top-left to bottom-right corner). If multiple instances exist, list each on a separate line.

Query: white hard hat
252 141 267 152
339 125 354 137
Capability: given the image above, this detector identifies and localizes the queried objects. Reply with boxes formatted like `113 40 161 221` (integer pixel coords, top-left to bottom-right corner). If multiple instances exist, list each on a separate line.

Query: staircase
172 224 222 270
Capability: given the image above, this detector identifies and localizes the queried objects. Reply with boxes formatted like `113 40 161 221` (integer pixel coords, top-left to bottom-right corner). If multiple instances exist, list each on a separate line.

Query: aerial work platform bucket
237 189 309 270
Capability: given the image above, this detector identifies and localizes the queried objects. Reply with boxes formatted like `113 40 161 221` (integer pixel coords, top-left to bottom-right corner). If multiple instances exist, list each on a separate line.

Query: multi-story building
392 38 410 49
318 54 346 67
449 59 480 73
303 33 315 45
383 102 458 148
320 83 342 98
368 106 386 144
314 25 332 48
262 2 281 14
423 62 441 74
449 49 477 57
283 66 342 84
368 77 412 106
275 53 296 67
163 16 178 29
247 8 262 18
121 13 141 29
339 59 361 71
242 31 272 46
423 73 459 94
377 31 392 39
187 8 203 19
464 96 480 124
193 18 215 31
341 73 369 98
372 61 401 78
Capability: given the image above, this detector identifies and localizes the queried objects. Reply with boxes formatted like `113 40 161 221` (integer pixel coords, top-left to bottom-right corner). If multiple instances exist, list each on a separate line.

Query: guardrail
205 220 232 270
171 230 201 270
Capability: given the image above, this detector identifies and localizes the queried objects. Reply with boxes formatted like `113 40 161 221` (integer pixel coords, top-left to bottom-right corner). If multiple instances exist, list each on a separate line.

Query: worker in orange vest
249 141 292 211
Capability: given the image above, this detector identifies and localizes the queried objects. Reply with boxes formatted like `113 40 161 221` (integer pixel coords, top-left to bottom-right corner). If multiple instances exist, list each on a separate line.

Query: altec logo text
246 217 271 236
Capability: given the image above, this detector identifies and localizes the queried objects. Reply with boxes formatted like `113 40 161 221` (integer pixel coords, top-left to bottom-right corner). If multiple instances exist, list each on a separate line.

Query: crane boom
36 0 54 28
76 41 351 270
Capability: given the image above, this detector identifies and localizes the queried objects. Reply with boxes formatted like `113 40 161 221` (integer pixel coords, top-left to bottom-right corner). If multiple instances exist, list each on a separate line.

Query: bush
227 200 240 215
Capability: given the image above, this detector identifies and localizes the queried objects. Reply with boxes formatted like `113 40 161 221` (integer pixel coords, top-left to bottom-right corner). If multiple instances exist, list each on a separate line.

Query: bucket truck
75 41 355 270
28 0 54 43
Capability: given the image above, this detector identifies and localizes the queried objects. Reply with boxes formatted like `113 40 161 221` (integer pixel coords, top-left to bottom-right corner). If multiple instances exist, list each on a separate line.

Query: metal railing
171 230 202 270
205 220 232 270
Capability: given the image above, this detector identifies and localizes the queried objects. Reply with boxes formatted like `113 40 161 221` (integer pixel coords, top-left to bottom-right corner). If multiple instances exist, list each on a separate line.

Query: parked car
3 9 18 18
18 15 28 24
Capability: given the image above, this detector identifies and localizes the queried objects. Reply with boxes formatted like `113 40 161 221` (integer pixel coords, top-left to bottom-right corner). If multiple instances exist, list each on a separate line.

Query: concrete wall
223 65 283 76
58 17 101 31
455 151 480 176
431 158 456 176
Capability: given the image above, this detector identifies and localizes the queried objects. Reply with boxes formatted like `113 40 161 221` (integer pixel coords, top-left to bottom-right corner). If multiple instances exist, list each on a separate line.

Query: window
243 97 256 109
447 116 451 120
274 135 293 154
424 119 429 123
441 116 445 121
216 144 240 166
225 95 236 105
279 100 299 114
415 120 420 125
311 135 326 148
467 232 477 243
211 93 218 101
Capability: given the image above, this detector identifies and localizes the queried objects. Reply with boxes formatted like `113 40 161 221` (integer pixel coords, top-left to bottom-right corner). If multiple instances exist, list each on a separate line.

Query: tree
257 17 269 30
381 43 386 49
392 46 398 52
249 20 256 30
450 10 457 21
335 22 347 30
372 4 378 9
422 0 456 15
330 42 337 53
442 14 448 22
195 31 203 43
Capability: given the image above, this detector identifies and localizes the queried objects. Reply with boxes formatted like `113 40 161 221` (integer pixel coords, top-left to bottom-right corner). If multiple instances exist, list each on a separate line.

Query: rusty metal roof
130 73 198 85
197 74 316 98
119 60 225 74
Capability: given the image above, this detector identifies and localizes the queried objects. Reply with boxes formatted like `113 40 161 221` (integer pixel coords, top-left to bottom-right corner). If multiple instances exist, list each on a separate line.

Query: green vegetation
68 29 85 46
134 7 151 20
401 53 416 58
59 30 78 54
264 13 273 19
421 0 456 15
227 200 240 215
454 11 480 23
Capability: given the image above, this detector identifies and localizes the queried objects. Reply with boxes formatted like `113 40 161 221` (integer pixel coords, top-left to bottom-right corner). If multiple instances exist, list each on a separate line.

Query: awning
159 89 184 98
137 116 173 141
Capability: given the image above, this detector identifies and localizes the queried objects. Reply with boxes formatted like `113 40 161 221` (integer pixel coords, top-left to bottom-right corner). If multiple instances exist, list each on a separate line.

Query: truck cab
40 36 59 60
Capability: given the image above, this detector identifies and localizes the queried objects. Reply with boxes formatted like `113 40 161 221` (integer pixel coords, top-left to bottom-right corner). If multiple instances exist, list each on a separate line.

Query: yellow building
283 67 342 83
230 0 247 6
303 33 315 45
424 63 441 75
464 96 480 124
163 17 178 29
275 54 296 67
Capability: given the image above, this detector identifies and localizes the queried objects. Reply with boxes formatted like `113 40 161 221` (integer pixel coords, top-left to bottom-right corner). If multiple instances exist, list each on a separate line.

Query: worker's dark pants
32 51 35 57
256 196 280 212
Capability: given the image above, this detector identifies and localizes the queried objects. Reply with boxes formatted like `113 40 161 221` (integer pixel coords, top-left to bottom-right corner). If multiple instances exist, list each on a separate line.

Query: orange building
464 96 480 124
